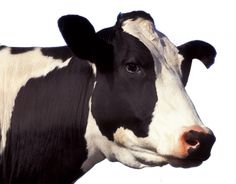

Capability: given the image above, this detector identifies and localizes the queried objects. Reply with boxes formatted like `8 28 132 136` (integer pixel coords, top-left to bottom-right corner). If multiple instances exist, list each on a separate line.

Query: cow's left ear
177 40 216 86
58 15 113 71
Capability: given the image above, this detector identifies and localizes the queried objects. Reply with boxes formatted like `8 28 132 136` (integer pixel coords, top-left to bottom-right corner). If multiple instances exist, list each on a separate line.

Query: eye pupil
126 63 140 73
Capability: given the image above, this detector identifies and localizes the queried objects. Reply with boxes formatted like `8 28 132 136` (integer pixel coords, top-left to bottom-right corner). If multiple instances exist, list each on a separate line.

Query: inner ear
178 40 216 86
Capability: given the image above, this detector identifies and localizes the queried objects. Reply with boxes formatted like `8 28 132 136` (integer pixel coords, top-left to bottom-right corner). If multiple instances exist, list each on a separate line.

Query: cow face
58 11 216 168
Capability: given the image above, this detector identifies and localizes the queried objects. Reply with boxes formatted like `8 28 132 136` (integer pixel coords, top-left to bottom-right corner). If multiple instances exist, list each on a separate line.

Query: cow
0 11 216 183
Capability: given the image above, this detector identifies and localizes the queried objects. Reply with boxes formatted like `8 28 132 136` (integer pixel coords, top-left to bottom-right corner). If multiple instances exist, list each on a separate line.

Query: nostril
186 137 199 147
184 130 200 147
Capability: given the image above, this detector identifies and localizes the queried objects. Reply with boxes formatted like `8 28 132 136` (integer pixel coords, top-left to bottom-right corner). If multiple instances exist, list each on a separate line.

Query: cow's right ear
58 15 113 67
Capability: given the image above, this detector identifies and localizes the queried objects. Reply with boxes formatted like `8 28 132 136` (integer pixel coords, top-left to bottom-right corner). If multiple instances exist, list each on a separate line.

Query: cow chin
166 156 203 168
112 127 167 168
130 153 203 169
115 147 203 169
114 147 203 169
127 150 168 168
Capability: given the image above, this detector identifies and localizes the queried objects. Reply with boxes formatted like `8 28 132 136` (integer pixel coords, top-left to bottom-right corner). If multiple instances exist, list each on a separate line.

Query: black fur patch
92 29 157 140
10 47 34 54
0 45 6 51
41 46 73 61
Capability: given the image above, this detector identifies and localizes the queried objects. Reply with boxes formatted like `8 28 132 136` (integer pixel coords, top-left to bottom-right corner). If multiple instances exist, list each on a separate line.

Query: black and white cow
0 11 216 183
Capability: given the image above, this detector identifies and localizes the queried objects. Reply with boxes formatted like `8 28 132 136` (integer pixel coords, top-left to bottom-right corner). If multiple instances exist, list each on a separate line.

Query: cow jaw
113 127 168 167
83 97 168 171
83 107 167 171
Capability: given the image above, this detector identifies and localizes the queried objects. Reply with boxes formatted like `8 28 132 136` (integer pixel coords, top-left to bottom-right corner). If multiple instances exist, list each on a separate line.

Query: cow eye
125 63 141 74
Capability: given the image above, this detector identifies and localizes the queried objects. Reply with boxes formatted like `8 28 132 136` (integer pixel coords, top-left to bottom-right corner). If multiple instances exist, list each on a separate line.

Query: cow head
58 11 216 169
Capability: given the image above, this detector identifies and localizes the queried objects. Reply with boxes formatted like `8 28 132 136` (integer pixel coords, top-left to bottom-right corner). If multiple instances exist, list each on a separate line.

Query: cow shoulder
0 46 96 182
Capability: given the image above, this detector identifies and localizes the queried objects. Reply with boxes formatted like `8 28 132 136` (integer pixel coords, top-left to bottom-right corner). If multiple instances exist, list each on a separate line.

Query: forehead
114 32 154 63
119 16 184 74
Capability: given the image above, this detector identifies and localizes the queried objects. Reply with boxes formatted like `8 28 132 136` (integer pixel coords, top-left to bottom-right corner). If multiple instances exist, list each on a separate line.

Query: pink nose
181 127 216 161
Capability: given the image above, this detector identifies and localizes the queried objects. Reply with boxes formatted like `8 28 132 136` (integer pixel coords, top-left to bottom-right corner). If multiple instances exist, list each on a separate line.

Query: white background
0 0 235 183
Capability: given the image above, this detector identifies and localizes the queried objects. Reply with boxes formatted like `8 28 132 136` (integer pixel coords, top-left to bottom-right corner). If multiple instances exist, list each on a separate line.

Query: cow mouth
134 153 203 168
163 146 212 168
129 147 204 168
165 156 203 168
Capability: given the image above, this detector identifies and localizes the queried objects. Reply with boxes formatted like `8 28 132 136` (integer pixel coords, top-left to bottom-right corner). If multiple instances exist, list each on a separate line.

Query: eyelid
125 62 142 74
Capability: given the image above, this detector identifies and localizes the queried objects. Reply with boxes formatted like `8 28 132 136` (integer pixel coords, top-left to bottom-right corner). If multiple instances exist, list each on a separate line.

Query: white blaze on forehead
122 18 183 76
122 18 206 156
0 48 70 153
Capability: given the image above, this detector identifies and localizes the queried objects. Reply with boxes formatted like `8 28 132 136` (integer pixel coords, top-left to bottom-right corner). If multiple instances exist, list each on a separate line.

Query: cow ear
178 40 216 86
58 15 97 61
58 15 113 69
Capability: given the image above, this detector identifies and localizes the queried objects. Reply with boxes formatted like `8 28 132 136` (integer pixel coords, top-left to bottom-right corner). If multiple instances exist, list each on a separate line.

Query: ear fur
178 40 216 86
58 15 101 62
58 15 113 72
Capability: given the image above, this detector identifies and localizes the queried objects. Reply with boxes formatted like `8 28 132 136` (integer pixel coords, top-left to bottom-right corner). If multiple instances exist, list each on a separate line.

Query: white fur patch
0 47 70 153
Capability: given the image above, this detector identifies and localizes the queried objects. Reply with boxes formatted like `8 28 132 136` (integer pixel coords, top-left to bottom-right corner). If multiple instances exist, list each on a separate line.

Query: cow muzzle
168 126 216 167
